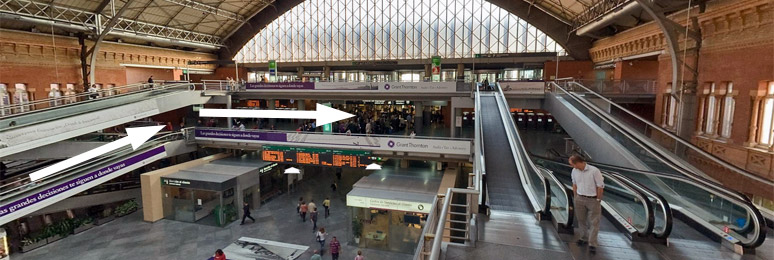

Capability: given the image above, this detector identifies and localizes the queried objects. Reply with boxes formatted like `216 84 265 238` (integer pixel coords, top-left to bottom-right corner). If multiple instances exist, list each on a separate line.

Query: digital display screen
261 146 374 168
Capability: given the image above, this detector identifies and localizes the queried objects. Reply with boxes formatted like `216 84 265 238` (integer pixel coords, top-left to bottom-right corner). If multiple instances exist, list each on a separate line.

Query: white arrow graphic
29 125 165 182
199 103 355 126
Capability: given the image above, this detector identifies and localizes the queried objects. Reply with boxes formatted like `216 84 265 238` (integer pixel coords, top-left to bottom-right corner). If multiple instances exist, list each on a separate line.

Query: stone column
297 66 304 80
456 64 465 81
424 64 432 81
296 100 305 124
227 94 233 129
747 96 762 146
414 101 424 135
400 159 409 168
268 99 276 127
695 96 706 135
323 66 331 80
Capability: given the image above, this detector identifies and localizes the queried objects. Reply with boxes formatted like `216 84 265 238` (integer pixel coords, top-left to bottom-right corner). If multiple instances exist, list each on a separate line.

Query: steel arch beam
218 0 594 60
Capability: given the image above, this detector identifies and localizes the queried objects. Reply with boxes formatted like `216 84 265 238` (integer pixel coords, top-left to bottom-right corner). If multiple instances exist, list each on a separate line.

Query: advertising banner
0 146 167 225
314 82 378 91
268 60 277 82
347 195 431 213
245 82 315 90
499 81 546 94
194 129 288 142
194 129 470 155
431 56 441 82
286 133 470 155
378 82 456 93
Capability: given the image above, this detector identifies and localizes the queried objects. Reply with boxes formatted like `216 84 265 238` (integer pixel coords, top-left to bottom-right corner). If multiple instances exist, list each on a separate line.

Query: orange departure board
296 152 320 165
261 150 372 168
262 150 284 162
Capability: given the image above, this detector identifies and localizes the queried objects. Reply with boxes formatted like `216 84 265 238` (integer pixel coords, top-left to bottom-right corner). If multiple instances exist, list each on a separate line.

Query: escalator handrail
0 132 182 200
474 87 487 206
551 81 766 247
493 83 559 218
533 156 656 237
533 153 674 238
551 82 755 203
606 171 673 239
560 80 774 188
0 83 195 133
536 165 575 226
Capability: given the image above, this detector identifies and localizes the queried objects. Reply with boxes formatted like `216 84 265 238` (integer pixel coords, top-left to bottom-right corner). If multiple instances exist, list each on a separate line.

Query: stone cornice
589 0 772 63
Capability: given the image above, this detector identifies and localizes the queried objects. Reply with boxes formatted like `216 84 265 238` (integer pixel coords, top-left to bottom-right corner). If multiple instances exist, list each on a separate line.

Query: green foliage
115 199 139 216
223 204 237 223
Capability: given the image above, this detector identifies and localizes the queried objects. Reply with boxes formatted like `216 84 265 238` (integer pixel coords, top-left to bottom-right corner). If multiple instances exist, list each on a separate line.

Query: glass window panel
236 0 564 62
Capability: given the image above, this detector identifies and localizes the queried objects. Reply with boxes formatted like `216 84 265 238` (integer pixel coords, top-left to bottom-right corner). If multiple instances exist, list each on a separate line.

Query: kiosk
347 173 441 254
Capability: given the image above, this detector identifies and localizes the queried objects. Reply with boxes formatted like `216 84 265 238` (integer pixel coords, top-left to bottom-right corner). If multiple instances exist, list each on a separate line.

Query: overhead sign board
347 195 430 213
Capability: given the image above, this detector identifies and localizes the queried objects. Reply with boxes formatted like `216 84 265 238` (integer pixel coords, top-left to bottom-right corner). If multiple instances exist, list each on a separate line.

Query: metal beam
218 0 594 60
88 0 134 86
160 0 245 22
0 0 223 48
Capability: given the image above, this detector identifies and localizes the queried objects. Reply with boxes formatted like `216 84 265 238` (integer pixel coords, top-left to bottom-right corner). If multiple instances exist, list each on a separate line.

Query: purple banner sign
195 129 288 142
0 146 166 219
245 82 315 90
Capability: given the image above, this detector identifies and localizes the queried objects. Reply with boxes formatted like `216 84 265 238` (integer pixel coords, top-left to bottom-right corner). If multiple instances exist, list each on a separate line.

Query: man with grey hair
569 155 604 253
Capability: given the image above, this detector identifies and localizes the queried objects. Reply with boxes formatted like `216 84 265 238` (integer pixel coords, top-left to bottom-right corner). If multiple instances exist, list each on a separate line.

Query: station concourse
0 0 773 260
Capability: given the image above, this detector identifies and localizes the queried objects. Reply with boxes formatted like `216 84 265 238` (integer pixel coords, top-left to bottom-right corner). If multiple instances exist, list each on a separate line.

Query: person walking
330 182 337 192
329 236 341 260
241 202 255 225
323 197 331 218
315 227 328 251
299 201 308 222
569 155 604 253
354 250 364 260
310 249 322 260
308 199 317 223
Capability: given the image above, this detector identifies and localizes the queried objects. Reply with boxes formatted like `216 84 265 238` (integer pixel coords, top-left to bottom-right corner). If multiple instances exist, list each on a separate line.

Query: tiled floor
12 166 414 260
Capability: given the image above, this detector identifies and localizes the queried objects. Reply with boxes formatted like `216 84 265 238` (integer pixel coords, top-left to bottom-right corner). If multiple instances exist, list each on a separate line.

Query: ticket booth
526 112 536 129
545 113 556 131
48 83 62 107
0 84 10 116
64 83 77 104
536 113 546 130
13 84 30 113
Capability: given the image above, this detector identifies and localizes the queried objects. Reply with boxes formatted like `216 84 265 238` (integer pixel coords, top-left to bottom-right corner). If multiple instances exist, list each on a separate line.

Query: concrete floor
11 165 416 260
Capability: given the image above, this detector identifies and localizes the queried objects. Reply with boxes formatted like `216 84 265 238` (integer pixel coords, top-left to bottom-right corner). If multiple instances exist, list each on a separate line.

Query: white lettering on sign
163 179 191 186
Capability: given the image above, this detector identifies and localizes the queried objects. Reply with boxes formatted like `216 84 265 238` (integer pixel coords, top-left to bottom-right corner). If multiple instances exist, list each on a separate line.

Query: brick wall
0 29 216 99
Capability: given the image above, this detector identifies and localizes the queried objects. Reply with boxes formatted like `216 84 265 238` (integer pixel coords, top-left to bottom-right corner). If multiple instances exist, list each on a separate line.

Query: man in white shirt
569 155 604 253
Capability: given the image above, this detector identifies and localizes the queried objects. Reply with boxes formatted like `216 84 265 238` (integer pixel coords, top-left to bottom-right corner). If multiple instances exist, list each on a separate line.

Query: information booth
347 174 440 254
160 157 263 227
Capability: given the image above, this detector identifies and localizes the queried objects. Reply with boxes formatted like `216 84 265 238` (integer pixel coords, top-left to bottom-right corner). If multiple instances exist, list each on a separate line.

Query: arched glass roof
236 0 565 62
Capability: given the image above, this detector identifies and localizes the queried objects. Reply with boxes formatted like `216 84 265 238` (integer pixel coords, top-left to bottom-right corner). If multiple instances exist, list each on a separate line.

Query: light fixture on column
284 167 301 174
365 163 382 170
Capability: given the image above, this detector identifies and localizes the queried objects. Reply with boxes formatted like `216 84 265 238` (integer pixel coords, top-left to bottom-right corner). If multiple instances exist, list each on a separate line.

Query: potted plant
352 219 363 244
115 199 139 217
73 217 94 234
94 208 115 225
21 236 47 252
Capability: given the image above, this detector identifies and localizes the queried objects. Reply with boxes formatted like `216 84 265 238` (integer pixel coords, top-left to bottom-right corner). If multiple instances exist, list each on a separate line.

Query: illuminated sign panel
261 146 373 168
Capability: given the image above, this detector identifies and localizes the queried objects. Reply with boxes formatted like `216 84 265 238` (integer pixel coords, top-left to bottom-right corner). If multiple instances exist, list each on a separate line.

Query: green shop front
161 172 238 226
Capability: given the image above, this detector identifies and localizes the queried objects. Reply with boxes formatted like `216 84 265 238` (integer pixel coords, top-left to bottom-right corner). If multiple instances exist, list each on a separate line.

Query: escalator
545 80 769 250
0 132 194 225
476 84 662 242
478 94 532 212
0 82 210 158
